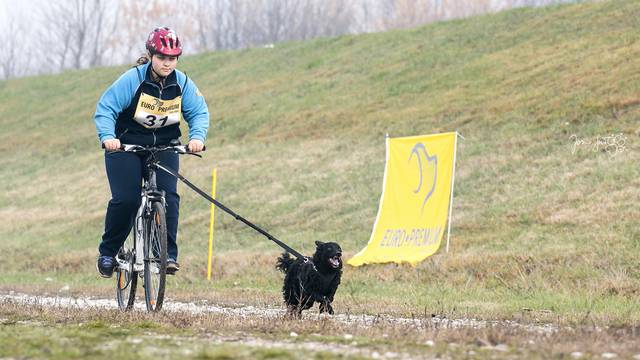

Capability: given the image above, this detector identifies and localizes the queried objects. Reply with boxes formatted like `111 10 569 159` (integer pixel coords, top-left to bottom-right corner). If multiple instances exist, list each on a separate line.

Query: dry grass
1 298 640 359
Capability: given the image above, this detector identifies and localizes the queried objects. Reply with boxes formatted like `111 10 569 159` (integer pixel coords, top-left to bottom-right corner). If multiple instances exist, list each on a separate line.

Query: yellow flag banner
348 132 457 267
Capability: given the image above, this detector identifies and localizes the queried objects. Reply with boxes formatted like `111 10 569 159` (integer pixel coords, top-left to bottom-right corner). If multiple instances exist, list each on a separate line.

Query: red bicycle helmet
145 27 182 56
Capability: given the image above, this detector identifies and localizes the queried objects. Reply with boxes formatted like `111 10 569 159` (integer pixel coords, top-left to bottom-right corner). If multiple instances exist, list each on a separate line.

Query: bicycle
111 143 201 312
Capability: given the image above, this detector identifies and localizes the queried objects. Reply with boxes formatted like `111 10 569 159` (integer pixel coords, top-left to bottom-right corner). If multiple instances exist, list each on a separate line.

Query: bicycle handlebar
102 143 205 157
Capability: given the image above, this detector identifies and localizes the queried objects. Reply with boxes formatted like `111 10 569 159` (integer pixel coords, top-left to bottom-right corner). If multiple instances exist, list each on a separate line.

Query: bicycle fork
136 191 166 274
133 194 147 273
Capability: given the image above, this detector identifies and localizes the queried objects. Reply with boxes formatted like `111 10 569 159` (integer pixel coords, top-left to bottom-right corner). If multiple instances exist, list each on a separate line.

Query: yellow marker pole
207 168 217 281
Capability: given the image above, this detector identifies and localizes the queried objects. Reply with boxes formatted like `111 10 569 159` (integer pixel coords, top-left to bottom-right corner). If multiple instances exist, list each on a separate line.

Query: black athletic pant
99 150 180 260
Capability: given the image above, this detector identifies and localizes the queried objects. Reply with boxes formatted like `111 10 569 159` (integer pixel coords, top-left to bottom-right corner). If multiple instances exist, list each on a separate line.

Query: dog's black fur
275 241 342 316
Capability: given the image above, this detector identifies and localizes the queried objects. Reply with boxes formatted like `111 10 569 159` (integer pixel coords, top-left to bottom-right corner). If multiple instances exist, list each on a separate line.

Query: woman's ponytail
136 55 150 65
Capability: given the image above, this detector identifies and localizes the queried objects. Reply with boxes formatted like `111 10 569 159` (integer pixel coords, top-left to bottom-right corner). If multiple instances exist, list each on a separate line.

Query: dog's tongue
329 258 340 268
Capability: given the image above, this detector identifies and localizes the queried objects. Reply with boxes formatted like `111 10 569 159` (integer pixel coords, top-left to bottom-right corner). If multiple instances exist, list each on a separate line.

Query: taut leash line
154 162 305 259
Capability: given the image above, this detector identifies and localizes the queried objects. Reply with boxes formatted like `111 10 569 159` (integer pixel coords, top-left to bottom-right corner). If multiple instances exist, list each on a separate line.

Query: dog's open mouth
328 255 342 268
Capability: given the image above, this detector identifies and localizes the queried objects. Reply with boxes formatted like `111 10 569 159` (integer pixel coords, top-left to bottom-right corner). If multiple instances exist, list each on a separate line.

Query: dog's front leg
319 297 334 315
319 302 334 315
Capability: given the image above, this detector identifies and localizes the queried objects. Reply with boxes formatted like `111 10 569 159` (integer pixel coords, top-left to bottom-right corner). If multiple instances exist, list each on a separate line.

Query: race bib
133 92 182 128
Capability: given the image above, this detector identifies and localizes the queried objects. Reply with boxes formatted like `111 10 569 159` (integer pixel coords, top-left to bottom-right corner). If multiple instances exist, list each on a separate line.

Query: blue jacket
94 62 209 146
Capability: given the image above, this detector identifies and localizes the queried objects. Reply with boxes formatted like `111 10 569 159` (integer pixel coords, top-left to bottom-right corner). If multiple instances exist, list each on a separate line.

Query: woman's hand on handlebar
103 139 121 151
188 139 205 153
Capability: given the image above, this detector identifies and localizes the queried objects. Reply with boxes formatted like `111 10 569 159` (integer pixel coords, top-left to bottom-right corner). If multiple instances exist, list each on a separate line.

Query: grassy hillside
1 0 638 324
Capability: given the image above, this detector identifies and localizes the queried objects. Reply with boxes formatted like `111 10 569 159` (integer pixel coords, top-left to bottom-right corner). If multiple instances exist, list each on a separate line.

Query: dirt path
0 291 561 334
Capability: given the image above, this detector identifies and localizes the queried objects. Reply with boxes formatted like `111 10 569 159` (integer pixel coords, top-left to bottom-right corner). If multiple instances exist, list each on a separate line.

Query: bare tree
117 0 202 56
8 0 577 78
309 0 354 39
37 0 119 71
0 3 41 79
236 0 354 48
38 1 75 72
0 17 20 80
67 0 91 69
209 0 248 50
89 0 115 67
192 0 216 51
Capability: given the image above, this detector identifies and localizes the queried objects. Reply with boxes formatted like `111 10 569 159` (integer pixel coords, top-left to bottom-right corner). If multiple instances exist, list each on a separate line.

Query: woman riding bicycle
94 27 209 278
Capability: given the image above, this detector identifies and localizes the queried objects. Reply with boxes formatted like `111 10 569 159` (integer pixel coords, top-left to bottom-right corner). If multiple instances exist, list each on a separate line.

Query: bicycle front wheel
143 201 167 312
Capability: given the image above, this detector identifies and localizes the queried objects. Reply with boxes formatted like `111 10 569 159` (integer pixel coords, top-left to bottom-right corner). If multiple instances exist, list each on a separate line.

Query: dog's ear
315 240 324 247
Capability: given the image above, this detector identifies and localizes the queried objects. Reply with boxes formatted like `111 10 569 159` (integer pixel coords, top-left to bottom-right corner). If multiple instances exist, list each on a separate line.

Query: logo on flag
409 143 437 214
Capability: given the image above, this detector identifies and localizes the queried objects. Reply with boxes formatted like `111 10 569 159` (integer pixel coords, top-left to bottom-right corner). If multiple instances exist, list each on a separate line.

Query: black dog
275 241 342 316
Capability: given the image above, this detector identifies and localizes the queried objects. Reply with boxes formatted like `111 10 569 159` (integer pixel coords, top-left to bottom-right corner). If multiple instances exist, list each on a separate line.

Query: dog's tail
276 252 295 273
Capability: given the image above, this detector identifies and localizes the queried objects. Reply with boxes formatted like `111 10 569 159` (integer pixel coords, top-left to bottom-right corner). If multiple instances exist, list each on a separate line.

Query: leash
154 161 305 260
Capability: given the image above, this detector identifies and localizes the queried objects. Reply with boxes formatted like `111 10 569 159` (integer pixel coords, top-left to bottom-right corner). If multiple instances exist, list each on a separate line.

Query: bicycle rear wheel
143 201 167 312
116 225 138 310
